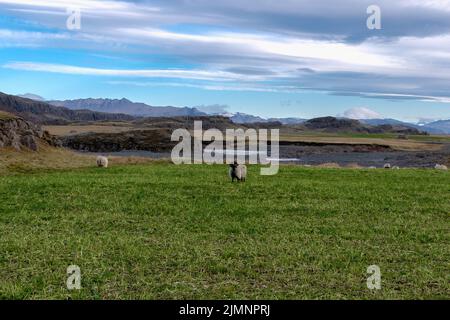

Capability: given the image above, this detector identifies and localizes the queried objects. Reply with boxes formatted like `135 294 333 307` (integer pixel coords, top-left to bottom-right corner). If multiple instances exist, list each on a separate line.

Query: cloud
0 0 159 12
116 27 397 69
107 80 306 93
341 107 382 119
2 0 450 104
3 0 450 43
332 91 450 103
194 104 229 114
3 61 260 81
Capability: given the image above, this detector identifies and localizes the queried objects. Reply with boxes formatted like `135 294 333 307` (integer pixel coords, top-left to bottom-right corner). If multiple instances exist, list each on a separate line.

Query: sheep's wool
97 156 109 168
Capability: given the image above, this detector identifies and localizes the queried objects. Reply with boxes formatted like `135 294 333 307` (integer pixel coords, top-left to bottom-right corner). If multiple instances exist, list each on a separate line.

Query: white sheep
384 163 391 169
96 156 109 168
229 161 247 182
392 166 400 170
435 164 448 171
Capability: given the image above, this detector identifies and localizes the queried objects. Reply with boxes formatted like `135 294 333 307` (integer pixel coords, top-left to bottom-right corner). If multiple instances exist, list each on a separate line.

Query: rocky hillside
0 92 136 125
0 111 60 151
62 129 174 153
304 117 363 131
302 117 425 135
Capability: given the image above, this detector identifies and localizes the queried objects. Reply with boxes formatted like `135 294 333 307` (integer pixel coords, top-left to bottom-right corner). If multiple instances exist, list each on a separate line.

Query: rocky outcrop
0 113 61 151
303 117 425 135
62 129 175 153
304 117 364 131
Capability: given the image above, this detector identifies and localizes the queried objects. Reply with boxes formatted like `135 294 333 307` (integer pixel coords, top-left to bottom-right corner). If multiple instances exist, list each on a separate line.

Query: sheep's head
229 161 239 169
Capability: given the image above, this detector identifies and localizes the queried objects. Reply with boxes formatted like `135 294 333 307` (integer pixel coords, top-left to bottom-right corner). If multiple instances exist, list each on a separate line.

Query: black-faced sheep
96 156 109 168
229 161 247 182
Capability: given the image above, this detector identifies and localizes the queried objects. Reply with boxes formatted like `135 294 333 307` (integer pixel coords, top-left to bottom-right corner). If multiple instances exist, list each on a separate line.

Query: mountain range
229 112 306 125
8 92 450 134
361 118 450 135
230 113 450 134
1 92 135 124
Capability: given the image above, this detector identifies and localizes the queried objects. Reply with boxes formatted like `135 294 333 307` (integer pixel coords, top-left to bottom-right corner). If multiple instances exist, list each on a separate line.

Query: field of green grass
0 164 449 299
334 132 450 143
281 129 450 142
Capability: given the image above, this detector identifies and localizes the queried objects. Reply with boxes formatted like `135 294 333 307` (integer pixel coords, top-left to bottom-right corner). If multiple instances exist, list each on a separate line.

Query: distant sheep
435 164 448 171
384 163 391 169
229 161 247 182
392 166 400 170
96 156 109 168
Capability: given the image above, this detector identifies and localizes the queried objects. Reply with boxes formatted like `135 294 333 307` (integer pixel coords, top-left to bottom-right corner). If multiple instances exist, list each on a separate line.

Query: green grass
310 131 450 143
339 133 450 143
0 111 16 120
0 164 449 299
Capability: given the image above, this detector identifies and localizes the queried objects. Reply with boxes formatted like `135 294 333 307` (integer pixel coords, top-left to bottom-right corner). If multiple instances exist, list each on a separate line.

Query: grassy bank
0 164 448 299
0 146 162 175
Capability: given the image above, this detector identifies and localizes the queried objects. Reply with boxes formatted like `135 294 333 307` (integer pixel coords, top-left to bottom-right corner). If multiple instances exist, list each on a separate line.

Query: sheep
229 161 247 182
96 156 109 168
435 164 448 171
384 163 391 169
392 166 400 170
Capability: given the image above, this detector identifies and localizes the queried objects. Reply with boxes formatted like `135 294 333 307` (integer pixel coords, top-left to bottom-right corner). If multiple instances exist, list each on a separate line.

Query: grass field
0 146 158 175
0 163 449 299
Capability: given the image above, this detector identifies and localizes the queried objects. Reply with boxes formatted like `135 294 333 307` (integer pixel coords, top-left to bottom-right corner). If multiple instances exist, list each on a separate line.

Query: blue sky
0 0 450 122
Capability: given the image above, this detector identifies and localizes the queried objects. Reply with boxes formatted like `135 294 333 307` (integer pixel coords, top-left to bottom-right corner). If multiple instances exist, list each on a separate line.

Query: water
80 149 441 168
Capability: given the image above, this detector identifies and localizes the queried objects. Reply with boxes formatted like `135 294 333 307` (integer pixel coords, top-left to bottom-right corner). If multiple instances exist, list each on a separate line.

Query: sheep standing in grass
229 161 247 182
392 166 400 170
384 163 391 169
435 164 448 171
96 156 109 168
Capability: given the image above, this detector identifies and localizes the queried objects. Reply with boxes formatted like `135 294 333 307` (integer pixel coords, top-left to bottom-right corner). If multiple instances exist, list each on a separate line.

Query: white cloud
3 61 259 81
194 104 229 114
0 0 157 12
406 0 450 11
107 81 304 93
118 28 398 70
2 0 450 104
355 92 450 103
341 107 382 119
